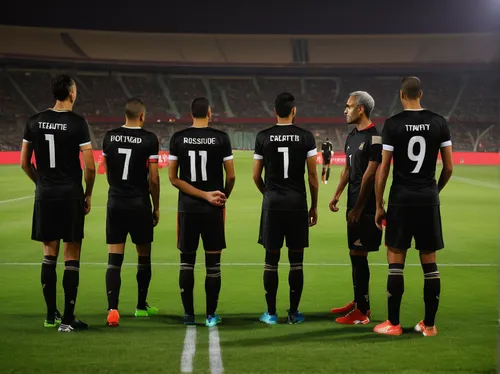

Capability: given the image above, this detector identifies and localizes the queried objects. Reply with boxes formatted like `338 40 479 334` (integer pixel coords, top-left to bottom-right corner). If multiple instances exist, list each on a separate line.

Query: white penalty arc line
0 195 33 205
181 326 197 373
209 327 224 374
0 262 496 267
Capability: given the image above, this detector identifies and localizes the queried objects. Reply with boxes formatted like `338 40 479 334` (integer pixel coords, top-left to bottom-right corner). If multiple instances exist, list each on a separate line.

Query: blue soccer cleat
287 311 305 324
259 311 278 325
205 314 222 327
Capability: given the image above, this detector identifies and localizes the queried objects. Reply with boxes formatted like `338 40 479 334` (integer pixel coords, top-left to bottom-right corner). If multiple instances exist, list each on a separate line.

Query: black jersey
382 109 452 206
169 127 233 213
321 140 333 154
102 126 159 209
254 124 317 211
23 109 91 200
345 124 382 213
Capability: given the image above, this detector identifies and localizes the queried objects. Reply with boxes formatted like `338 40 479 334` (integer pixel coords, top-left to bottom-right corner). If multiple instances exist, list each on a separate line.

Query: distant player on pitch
102 98 160 327
373 77 453 336
20 75 95 332
329 91 382 325
253 92 319 325
321 137 333 184
169 97 235 327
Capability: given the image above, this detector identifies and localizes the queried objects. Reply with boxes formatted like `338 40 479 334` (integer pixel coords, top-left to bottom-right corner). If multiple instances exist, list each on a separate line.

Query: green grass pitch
0 150 498 373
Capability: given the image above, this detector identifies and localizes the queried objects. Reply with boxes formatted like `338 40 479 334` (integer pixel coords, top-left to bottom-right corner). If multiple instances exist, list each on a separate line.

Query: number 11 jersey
169 127 233 213
382 109 451 206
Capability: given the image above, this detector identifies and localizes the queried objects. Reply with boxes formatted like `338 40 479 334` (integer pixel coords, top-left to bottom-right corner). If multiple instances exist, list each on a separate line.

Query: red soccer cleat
330 301 355 315
373 320 403 336
107 309 120 327
414 320 438 337
335 308 370 325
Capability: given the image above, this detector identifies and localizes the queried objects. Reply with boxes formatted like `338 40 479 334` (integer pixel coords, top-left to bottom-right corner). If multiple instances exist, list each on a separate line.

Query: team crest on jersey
359 142 365 150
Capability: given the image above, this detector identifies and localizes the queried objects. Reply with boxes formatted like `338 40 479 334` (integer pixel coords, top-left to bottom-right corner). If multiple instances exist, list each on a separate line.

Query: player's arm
149 161 160 226
252 158 265 195
374 150 391 229
168 160 226 206
437 121 453 193
20 141 37 185
306 153 319 226
81 144 95 215
329 159 349 212
223 159 235 199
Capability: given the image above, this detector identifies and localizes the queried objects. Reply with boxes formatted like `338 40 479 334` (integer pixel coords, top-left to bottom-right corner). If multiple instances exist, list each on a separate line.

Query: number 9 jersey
382 109 451 207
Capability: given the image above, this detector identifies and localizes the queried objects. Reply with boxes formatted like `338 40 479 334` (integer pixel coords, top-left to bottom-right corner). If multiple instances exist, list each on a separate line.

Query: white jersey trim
168 155 178 161
440 140 452 148
122 126 142 130
149 155 160 159
254 154 263 160
383 144 394 151
79 141 91 147
22 139 31 143
223 155 234 162
307 149 318 158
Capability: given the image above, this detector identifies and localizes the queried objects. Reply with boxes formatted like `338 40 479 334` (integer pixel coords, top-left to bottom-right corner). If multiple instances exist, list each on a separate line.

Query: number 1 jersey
382 109 451 206
168 127 233 213
254 124 317 211
102 126 159 209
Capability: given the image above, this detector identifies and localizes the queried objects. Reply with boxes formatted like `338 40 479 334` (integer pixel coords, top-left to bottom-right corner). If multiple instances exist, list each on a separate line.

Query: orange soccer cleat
373 320 403 336
414 320 438 337
335 308 370 325
330 301 355 315
107 309 120 327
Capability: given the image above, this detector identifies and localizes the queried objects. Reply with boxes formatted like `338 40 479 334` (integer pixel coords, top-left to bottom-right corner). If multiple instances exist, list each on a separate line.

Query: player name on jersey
38 122 67 131
405 124 430 131
110 135 143 143
270 135 300 142
183 137 217 145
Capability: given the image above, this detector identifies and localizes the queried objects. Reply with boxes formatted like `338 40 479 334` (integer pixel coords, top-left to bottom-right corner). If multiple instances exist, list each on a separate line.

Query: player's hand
205 191 227 207
152 209 160 227
84 195 92 215
375 207 386 230
308 207 318 227
347 208 361 226
329 195 340 212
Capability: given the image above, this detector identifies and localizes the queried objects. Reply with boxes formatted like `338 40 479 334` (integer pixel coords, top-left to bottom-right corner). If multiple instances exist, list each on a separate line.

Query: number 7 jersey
168 127 233 213
382 109 452 206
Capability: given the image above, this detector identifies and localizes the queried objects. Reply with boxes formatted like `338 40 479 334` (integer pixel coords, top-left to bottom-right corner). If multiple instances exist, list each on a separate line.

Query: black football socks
136 255 152 310
264 251 280 315
288 250 304 314
179 253 196 316
106 253 124 310
351 255 371 315
387 263 404 326
41 255 57 321
422 263 440 326
62 260 80 325
205 253 222 316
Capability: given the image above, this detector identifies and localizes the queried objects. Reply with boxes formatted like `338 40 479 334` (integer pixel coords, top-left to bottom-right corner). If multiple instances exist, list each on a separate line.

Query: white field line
209 326 224 374
180 326 197 373
0 195 32 205
452 176 500 190
0 262 496 267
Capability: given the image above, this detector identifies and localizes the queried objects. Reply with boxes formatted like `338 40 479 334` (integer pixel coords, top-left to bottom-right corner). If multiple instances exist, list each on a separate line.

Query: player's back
254 125 317 211
103 126 159 206
169 126 233 212
383 109 451 206
321 141 332 153
23 109 91 200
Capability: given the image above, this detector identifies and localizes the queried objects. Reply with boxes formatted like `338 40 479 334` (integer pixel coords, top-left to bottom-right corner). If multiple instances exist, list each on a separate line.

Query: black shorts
32 198 85 242
346 210 382 252
177 209 226 252
385 205 444 251
258 210 309 250
106 207 154 245
322 152 331 166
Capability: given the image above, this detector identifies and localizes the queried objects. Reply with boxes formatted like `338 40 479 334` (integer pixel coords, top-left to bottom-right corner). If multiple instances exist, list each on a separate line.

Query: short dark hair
52 74 75 101
275 92 295 118
191 97 210 118
124 97 146 120
401 76 422 100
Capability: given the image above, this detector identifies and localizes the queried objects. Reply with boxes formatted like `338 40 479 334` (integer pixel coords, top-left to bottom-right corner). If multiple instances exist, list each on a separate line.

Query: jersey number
118 148 132 180
407 136 426 173
44 134 56 168
188 150 208 182
278 147 289 179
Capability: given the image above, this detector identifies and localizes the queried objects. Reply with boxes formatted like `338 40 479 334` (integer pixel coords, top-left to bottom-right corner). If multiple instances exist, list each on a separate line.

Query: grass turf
0 150 498 373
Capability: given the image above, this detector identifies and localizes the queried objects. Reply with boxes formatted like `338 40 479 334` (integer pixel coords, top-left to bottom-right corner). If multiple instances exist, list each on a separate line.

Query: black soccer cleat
58 319 89 333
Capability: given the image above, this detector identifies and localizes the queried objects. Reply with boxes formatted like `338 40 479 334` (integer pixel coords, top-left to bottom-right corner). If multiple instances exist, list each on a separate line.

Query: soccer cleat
44 309 62 328
373 320 402 336
184 314 196 326
107 309 120 327
330 301 355 315
414 320 438 337
287 311 305 324
58 319 88 333
205 314 222 327
135 303 159 317
259 312 278 325
335 308 370 325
